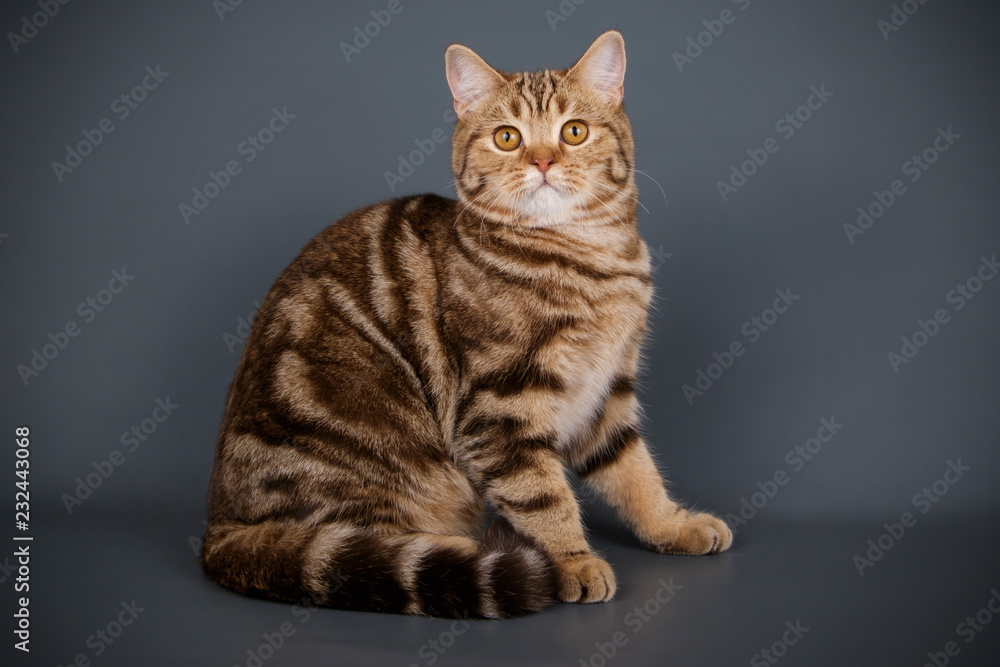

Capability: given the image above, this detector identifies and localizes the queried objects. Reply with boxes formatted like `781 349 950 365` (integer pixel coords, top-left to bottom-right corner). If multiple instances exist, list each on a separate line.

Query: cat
201 29 732 619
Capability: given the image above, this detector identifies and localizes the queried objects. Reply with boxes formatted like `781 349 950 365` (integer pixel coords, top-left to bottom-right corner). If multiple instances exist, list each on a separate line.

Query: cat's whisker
455 183 509 229
499 189 529 258
452 177 497 223
589 180 650 215
483 188 510 217
458 182 505 213
507 220 528 259
443 175 480 193
592 192 634 241
478 187 514 248
566 198 588 245
463 183 510 244
622 168 668 209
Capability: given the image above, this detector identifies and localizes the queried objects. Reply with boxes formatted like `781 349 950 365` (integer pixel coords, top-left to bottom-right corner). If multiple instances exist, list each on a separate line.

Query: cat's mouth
530 180 563 197
531 173 560 193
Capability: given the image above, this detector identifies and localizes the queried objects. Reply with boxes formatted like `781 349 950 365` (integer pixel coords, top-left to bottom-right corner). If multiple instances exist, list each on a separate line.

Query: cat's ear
568 30 627 105
445 44 505 118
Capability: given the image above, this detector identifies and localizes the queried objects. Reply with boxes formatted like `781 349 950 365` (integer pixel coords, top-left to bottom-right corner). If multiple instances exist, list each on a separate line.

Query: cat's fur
201 30 732 619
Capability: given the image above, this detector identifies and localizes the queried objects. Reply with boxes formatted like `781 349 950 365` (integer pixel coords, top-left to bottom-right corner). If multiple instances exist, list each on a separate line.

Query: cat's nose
532 157 555 174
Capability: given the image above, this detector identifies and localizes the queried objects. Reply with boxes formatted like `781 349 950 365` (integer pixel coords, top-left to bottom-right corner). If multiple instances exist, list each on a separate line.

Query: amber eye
493 126 522 151
561 120 589 145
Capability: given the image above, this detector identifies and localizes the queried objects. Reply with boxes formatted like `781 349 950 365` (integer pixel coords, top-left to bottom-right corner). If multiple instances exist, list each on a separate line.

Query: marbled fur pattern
201 30 732 619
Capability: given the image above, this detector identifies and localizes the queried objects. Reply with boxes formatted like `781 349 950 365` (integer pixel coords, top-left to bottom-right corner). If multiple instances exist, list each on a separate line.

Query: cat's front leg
569 382 733 555
456 413 616 604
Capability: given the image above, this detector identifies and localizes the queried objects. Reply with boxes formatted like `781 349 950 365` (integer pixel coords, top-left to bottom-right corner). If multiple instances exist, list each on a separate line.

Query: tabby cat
201 30 732 619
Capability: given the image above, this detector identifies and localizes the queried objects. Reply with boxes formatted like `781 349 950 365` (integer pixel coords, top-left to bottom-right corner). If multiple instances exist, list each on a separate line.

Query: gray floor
12 506 999 667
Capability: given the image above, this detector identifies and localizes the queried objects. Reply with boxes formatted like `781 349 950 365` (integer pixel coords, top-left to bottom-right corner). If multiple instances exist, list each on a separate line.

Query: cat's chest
540 308 643 444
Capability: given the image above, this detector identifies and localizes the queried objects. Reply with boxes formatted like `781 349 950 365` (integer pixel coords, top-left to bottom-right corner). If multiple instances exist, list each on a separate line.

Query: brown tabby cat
201 30 732 619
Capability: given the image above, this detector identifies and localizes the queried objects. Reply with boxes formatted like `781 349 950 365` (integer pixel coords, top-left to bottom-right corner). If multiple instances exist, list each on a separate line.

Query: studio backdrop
2 1 998 666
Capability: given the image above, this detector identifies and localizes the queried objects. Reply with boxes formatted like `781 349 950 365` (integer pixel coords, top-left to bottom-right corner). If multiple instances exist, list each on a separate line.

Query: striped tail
200 518 556 618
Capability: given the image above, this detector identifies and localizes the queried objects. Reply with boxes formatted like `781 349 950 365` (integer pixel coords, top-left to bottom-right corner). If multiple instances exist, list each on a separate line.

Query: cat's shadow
573 490 747 554
574 493 648 550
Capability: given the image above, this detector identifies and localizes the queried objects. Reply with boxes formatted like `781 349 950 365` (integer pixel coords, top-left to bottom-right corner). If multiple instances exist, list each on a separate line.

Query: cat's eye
493 126 522 151
561 120 589 145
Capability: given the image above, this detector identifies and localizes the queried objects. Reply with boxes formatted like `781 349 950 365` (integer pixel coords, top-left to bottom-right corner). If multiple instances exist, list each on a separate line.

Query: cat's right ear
445 44 505 118
568 30 627 106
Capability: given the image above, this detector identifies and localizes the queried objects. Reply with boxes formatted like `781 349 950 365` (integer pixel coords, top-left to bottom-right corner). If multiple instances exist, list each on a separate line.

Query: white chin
519 186 572 224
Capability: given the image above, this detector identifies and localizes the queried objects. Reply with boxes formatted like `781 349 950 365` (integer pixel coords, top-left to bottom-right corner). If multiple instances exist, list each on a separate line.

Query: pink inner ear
573 34 627 104
446 47 503 116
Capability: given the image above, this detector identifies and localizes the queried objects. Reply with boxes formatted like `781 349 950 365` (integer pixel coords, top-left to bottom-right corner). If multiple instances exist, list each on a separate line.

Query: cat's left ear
568 30 627 105
445 44 505 118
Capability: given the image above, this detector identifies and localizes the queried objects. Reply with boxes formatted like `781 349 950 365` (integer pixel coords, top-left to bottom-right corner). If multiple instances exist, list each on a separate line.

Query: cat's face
446 31 635 229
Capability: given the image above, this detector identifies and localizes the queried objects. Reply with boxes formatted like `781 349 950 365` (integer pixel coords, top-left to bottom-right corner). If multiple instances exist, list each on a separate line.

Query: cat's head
445 31 635 229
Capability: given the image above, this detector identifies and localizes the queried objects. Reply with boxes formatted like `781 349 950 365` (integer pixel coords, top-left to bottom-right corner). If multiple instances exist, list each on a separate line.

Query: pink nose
532 157 554 173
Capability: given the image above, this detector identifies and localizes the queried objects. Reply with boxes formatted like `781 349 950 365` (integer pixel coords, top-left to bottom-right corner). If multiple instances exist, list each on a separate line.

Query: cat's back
225 192 460 414
287 193 457 287
240 192 459 352
216 192 466 492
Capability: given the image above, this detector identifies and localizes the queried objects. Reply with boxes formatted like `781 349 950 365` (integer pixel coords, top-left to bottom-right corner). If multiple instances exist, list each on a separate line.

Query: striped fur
202 30 731 619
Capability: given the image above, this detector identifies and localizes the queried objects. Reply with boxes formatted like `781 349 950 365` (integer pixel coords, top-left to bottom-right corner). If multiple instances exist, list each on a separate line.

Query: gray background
2 0 998 665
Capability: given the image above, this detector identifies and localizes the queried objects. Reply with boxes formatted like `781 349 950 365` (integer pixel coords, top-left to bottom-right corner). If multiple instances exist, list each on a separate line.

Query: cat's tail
200 517 556 619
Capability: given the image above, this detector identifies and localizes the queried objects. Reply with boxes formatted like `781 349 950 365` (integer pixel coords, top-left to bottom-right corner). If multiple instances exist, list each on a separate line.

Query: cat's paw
649 510 733 556
555 553 616 604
